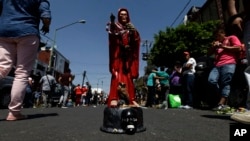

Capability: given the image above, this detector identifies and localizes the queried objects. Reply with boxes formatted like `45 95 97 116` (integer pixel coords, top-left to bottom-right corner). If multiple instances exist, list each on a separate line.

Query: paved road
0 105 239 141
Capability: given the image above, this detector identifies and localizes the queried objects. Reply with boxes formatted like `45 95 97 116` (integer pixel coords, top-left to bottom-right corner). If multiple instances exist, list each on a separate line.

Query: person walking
227 0 250 124
58 68 73 108
39 70 56 108
0 0 51 120
208 26 241 112
85 81 92 106
81 85 88 106
74 84 83 106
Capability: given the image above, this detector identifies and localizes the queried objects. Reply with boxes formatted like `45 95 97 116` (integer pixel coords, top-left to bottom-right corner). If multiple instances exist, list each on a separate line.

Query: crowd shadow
27 113 59 119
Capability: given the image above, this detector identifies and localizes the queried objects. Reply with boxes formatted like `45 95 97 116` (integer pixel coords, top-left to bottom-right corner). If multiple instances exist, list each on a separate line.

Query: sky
42 0 207 93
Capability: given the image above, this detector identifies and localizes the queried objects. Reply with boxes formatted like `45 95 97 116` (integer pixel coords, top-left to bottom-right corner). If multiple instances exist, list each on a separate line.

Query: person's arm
58 76 62 84
184 63 192 69
41 18 51 34
0 0 2 16
40 0 51 34
220 36 241 52
227 0 243 31
208 41 220 56
228 0 238 16
220 44 241 52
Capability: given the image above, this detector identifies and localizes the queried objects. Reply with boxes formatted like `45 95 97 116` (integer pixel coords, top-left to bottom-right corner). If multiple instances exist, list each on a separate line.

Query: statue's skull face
119 11 128 24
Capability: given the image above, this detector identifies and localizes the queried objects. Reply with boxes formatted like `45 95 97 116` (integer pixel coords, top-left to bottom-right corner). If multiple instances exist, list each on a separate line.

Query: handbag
168 94 181 108
46 75 55 94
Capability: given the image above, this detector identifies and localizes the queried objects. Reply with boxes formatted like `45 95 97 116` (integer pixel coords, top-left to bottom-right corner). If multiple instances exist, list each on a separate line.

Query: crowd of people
24 71 106 109
143 51 197 110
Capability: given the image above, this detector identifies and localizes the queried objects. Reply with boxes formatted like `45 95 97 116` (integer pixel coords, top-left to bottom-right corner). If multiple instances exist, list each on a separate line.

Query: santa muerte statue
100 8 146 134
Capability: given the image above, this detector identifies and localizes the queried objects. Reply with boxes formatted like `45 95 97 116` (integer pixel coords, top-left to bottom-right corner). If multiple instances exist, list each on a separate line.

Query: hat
183 51 190 55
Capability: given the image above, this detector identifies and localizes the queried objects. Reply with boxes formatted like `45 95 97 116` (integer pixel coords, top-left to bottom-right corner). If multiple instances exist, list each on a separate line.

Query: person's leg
244 67 250 109
41 91 48 107
160 85 167 104
219 64 236 105
0 38 16 79
208 67 220 105
230 21 250 124
145 86 154 107
62 86 69 107
244 21 250 110
186 74 195 107
7 35 39 120
161 86 170 109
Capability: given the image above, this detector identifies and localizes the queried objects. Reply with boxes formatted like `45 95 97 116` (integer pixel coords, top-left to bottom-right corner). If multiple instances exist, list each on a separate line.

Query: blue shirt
156 71 169 86
0 0 51 37
147 72 156 87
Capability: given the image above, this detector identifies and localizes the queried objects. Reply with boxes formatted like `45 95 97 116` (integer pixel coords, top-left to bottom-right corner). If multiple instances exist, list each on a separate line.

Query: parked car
50 83 63 106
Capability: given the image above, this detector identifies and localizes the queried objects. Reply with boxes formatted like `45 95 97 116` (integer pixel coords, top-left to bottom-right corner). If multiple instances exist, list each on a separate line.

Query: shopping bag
168 94 181 108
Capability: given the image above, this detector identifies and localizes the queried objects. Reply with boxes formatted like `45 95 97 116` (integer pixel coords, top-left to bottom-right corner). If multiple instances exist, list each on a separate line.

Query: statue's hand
126 23 135 30
111 69 118 77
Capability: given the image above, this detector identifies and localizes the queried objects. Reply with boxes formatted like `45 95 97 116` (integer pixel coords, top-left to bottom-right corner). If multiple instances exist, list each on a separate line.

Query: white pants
0 35 39 114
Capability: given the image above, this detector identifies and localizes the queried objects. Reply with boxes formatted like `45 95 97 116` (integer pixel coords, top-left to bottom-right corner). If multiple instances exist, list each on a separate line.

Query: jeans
0 35 39 114
208 64 236 98
59 85 70 106
42 90 51 107
243 21 250 109
145 86 155 107
182 74 195 106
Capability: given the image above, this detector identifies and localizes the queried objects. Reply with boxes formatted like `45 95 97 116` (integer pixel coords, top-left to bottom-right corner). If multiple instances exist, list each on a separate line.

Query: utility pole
82 70 86 86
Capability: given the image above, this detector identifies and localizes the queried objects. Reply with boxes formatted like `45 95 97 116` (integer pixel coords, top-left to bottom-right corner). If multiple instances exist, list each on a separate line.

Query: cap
183 51 190 56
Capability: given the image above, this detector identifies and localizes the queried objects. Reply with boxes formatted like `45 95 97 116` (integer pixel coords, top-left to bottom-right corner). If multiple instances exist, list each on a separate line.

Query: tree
149 20 221 68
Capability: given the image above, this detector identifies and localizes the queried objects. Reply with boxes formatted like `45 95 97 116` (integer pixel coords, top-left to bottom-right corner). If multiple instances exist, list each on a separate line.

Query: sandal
6 113 27 121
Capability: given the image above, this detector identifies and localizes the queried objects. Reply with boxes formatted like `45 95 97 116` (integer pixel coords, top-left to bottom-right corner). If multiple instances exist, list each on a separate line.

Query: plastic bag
168 94 181 108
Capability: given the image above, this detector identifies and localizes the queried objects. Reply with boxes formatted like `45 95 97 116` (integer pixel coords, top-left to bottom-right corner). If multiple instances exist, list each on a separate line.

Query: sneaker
6 113 27 121
179 105 185 109
213 104 229 111
57 103 62 107
183 105 193 109
61 106 68 108
231 111 250 124
213 105 233 114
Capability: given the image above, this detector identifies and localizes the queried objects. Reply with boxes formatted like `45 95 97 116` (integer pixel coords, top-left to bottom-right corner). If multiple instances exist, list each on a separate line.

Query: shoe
213 104 230 111
213 105 233 114
61 106 68 108
57 103 62 107
183 105 193 109
6 113 27 121
231 111 250 124
179 105 185 108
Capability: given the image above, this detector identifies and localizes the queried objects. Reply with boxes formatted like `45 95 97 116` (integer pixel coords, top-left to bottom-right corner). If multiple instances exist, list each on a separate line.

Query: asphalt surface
0 105 240 141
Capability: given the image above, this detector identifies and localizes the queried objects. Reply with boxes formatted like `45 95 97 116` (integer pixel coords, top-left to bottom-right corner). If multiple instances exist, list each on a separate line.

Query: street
0 105 240 141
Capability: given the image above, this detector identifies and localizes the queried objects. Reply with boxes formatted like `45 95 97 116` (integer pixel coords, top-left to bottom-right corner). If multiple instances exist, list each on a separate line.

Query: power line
170 0 191 27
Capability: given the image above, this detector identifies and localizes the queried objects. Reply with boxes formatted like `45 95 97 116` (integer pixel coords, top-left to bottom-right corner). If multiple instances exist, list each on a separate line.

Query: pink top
214 35 241 67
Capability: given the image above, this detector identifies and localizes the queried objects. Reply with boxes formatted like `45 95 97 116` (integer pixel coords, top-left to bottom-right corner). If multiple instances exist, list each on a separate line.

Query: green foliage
150 20 220 67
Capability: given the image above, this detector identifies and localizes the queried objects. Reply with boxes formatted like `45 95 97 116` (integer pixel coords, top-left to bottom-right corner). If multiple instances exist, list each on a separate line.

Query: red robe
107 8 141 106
